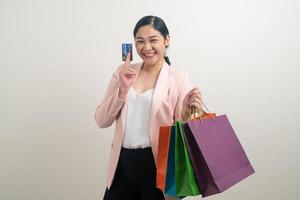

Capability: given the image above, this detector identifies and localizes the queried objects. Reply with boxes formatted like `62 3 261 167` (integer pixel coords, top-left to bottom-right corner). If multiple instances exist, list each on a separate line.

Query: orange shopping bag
156 126 171 191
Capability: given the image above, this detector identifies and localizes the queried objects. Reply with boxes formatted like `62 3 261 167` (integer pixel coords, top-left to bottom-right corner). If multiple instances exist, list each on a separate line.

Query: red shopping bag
156 126 172 191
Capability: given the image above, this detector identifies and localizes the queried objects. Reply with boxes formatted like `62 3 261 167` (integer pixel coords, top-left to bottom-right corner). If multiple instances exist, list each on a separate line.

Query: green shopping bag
175 121 201 196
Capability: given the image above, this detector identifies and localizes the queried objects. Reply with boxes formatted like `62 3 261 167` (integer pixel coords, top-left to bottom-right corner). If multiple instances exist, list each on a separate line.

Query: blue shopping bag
165 126 176 196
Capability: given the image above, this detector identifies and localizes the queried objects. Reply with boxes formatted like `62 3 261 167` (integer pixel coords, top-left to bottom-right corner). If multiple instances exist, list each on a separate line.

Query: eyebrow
135 35 160 40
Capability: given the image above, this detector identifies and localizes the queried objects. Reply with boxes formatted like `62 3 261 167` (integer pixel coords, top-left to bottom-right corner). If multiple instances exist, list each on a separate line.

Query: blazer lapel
149 62 171 129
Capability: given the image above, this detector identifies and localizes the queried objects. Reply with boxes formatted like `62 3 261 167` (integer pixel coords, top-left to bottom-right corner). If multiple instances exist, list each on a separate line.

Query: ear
165 35 170 47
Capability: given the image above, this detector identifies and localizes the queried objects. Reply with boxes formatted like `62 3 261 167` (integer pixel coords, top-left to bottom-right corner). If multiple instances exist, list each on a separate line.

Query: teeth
144 53 155 57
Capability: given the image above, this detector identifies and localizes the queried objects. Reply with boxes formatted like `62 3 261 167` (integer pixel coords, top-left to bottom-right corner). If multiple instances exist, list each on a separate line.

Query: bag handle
189 102 216 121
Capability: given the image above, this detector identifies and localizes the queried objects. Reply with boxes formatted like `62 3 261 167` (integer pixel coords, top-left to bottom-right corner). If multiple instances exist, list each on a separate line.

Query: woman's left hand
182 87 203 120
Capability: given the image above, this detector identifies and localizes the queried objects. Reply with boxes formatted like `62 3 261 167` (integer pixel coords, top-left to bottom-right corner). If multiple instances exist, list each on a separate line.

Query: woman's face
135 25 170 67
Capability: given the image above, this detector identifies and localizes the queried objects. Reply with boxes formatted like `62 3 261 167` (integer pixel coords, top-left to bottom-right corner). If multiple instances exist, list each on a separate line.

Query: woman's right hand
118 52 137 99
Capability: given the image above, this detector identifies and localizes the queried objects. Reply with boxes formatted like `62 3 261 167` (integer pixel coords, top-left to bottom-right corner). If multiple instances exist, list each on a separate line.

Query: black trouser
103 147 165 200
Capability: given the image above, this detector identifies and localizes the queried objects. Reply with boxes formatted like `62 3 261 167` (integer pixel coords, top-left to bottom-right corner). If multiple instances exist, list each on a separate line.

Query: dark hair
133 15 171 65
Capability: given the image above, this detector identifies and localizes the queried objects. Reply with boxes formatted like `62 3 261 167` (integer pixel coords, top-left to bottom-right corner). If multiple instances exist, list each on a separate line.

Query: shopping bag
185 114 255 197
156 126 180 197
182 112 216 196
156 109 216 197
165 126 176 196
175 121 200 196
156 126 172 191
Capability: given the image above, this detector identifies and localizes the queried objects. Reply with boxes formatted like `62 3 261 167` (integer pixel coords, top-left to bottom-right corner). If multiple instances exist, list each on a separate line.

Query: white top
122 87 154 149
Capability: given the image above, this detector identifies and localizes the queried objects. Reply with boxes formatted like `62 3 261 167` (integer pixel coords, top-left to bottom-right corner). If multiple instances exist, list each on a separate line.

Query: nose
143 41 152 51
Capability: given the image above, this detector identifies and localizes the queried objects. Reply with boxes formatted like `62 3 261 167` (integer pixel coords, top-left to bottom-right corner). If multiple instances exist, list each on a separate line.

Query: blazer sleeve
94 65 126 128
174 72 193 121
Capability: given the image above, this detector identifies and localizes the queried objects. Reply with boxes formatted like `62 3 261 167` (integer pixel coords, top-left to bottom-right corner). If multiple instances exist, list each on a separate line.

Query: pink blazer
95 61 192 193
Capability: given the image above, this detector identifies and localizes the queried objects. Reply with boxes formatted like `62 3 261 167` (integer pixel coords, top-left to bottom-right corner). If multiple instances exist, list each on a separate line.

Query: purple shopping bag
184 114 255 197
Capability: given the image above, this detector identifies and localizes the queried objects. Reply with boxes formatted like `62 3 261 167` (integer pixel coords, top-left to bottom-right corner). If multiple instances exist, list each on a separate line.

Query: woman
95 15 203 200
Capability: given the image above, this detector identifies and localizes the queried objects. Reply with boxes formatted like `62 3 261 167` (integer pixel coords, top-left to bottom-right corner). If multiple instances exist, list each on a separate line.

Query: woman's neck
141 59 164 75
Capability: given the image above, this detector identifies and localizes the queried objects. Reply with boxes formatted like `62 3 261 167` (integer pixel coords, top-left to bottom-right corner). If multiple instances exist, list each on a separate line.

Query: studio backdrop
0 0 299 200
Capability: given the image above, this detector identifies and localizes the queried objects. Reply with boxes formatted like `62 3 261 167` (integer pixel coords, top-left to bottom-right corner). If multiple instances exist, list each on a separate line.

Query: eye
151 39 158 43
136 40 144 44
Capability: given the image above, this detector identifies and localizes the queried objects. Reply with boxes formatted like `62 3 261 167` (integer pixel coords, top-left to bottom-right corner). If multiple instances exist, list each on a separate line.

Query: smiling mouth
142 52 156 58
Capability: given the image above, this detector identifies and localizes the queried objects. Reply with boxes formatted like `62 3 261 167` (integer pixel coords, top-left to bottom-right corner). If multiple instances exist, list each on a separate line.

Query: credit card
122 43 133 61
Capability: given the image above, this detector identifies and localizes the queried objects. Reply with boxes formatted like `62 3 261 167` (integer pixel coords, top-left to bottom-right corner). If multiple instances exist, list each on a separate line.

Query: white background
0 0 299 199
